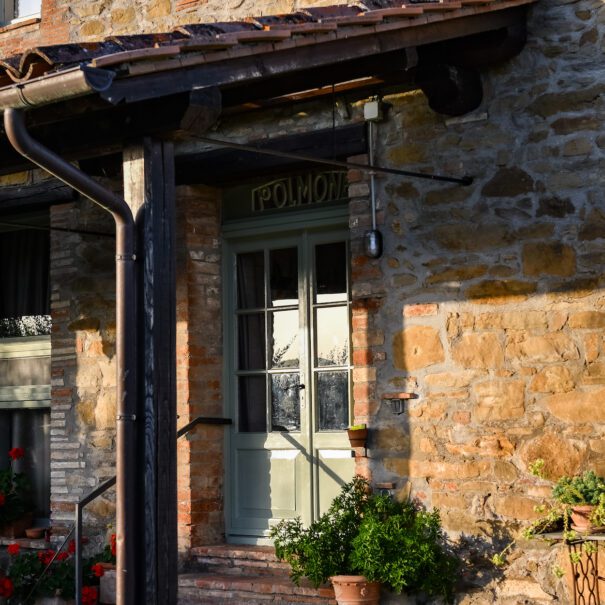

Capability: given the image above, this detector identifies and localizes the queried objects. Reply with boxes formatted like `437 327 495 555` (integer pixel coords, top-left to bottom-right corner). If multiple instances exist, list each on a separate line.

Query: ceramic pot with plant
270 476 459 605
552 471 605 532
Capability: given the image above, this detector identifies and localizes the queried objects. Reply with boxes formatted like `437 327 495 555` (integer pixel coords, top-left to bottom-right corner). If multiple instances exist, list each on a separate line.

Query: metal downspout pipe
3 108 138 605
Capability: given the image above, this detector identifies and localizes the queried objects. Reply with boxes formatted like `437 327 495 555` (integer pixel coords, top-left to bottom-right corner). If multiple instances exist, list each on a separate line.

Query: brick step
190 544 291 577
178 572 336 605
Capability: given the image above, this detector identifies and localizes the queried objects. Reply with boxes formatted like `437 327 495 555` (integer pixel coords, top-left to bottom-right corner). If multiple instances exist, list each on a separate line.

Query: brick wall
175 185 224 551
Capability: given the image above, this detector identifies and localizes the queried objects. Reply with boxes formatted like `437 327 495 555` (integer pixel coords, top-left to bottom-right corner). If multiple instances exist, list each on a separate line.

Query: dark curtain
0 229 50 319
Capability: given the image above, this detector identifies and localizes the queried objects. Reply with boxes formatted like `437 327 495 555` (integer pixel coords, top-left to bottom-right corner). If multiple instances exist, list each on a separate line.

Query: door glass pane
315 307 348 367
270 310 299 369
237 251 264 309
239 376 266 432
238 314 265 370
317 371 348 431
271 373 300 432
270 248 298 307
316 242 347 303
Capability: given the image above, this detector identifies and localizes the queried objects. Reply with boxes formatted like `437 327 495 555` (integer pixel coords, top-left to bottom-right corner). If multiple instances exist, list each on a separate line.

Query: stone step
178 572 336 605
190 544 291 577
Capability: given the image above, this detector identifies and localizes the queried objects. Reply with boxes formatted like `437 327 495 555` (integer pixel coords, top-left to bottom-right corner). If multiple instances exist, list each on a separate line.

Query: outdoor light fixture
382 392 414 415
364 98 384 259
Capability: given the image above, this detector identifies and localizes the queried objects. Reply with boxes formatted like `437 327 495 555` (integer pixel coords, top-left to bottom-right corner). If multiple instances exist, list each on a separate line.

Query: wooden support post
123 138 177 605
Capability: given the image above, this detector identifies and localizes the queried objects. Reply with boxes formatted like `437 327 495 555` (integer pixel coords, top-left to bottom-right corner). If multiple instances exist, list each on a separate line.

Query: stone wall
344 0 604 601
49 196 116 541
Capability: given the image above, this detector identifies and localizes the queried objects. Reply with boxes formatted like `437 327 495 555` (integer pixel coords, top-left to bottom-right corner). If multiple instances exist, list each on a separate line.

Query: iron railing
27 415 231 605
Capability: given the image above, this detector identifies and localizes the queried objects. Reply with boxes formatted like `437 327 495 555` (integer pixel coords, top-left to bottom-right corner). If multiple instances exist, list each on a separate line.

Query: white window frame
2 0 41 24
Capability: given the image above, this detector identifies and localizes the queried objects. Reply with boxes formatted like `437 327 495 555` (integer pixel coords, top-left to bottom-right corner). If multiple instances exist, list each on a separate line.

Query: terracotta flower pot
571 505 596 532
331 575 380 605
347 428 368 448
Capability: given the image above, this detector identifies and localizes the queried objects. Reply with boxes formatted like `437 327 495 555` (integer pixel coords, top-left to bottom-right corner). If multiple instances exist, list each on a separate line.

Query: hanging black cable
193 134 473 186
0 220 114 237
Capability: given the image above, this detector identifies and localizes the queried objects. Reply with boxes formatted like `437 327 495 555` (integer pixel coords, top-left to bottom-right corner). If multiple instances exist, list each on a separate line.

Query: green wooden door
225 228 354 542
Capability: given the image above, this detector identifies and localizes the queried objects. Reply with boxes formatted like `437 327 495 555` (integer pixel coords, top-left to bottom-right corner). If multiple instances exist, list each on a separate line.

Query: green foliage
271 476 368 587
8 550 75 603
350 493 458 601
270 476 459 603
493 466 605 569
552 471 605 506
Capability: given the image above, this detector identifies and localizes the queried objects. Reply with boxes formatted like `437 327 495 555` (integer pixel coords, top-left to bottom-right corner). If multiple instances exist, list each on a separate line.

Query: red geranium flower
8 447 24 461
110 533 116 557
91 563 105 577
57 551 69 561
0 577 13 598
68 539 76 554
82 585 98 605
6 543 19 556
37 549 55 566
0 493 6 507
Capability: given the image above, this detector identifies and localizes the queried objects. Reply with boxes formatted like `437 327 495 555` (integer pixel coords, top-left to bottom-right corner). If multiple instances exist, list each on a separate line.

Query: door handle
297 384 305 390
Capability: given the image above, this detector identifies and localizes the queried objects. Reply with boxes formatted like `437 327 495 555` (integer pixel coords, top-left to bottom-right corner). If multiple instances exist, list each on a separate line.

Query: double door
226 229 354 540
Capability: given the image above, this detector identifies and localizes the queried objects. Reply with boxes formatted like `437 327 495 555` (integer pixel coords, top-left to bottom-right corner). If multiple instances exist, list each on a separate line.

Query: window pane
317 371 348 431
0 229 49 319
239 376 266 432
15 0 40 18
270 310 299 369
237 251 264 310
270 248 298 307
271 373 300 432
238 314 265 370
315 306 348 367
316 242 346 303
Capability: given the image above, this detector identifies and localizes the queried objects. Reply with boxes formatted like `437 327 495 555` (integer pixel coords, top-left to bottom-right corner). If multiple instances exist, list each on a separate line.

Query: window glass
315 242 347 303
271 374 300 432
238 376 266 433
237 251 264 310
270 247 298 307
15 0 41 18
317 371 348 430
270 310 299 369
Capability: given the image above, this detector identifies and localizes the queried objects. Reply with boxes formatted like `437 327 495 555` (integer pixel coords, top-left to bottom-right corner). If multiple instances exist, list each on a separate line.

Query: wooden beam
0 181 76 212
124 138 177 605
175 123 367 185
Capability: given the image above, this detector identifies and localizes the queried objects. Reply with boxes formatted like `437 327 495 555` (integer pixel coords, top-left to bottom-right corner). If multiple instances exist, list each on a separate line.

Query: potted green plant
270 476 459 604
551 470 605 532
493 465 605 568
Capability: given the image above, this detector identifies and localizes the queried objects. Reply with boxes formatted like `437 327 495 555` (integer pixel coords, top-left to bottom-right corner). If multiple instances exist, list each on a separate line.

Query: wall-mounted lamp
364 98 385 259
382 392 415 415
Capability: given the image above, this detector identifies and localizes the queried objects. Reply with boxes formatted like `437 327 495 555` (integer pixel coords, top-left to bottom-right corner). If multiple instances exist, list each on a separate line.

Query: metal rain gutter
3 107 138 605
0 65 115 110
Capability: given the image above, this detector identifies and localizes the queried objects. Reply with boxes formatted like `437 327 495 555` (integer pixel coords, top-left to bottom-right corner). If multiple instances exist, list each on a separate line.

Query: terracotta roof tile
0 0 538 90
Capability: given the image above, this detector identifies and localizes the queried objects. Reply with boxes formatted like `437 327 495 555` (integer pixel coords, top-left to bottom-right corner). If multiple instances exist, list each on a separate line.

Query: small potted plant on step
270 476 459 604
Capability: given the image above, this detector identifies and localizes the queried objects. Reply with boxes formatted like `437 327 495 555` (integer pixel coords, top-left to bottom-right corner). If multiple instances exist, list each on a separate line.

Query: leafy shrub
552 471 605 506
271 476 458 602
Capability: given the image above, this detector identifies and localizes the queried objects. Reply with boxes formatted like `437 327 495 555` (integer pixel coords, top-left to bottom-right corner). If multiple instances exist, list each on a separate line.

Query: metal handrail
73 416 231 604
24 525 77 603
